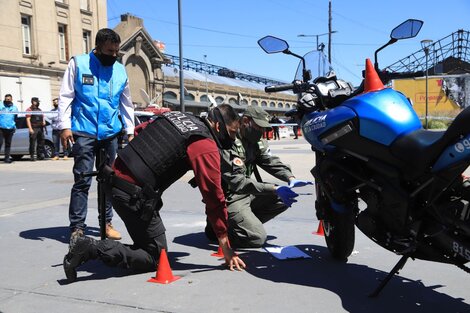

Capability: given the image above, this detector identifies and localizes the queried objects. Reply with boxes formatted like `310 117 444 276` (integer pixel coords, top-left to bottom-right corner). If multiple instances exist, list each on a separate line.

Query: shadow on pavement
19 226 101 244
241 244 469 313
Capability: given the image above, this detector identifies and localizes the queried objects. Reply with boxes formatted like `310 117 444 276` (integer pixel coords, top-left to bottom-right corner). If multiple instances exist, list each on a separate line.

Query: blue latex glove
288 179 313 188
275 186 299 207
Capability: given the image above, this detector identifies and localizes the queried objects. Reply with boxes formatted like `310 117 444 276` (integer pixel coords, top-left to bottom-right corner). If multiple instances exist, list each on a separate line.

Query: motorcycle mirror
257 36 289 54
258 35 308 82
374 19 424 73
390 19 423 40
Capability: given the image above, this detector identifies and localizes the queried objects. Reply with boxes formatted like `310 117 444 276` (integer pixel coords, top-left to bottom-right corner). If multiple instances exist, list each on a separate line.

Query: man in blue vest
0 94 19 163
58 28 135 241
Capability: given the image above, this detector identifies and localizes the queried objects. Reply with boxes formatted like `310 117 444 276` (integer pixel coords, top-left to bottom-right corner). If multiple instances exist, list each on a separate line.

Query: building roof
162 65 294 94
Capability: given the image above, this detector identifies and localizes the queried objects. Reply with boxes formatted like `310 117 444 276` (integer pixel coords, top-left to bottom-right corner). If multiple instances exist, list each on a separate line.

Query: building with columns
114 14 297 116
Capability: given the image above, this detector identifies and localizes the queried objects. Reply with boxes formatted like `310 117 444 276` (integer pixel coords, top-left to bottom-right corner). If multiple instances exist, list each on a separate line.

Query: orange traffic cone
211 245 224 258
314 220 325 236
147 248 181 284
363 58 385 93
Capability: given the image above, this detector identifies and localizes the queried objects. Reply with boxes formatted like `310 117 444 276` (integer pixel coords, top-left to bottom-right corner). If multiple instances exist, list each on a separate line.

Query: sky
107 0 470 86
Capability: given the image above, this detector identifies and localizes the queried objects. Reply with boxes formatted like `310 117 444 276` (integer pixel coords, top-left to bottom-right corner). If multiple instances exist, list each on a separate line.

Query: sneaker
52 156 59 160
106 223 122 240
4 158 12 164
63 155 69 160
63 236 98 283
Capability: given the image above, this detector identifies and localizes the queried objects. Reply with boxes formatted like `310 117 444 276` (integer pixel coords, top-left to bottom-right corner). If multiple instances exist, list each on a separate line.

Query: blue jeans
68 135 117 231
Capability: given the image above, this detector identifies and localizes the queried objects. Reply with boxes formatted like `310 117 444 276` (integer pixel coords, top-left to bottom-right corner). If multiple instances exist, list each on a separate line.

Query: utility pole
328 0 332 63
178 0 185 112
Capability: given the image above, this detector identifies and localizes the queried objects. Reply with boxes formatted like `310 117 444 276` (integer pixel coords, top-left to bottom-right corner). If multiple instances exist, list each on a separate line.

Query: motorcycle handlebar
379 70 424 82
265 83 294 93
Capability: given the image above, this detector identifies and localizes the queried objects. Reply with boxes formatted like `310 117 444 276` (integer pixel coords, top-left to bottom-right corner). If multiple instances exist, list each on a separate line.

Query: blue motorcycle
258 19 470 296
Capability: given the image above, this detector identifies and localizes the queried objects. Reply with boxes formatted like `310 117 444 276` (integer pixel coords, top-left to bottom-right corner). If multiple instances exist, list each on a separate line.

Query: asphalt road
0 137 469 313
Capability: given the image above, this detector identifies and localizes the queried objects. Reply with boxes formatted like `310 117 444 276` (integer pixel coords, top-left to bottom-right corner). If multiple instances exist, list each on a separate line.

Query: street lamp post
421 39 433 129
298 31 337 62
203 54 209 103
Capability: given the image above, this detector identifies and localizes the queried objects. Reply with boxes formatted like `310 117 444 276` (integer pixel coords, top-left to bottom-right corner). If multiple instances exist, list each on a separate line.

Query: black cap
31 97 40 103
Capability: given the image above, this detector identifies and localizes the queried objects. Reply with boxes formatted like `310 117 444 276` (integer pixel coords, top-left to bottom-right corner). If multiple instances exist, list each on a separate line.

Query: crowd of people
2 27 310 283
0 95 71 163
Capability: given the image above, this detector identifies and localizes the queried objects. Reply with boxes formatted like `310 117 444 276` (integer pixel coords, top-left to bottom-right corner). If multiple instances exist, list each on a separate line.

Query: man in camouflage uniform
213 106 312 248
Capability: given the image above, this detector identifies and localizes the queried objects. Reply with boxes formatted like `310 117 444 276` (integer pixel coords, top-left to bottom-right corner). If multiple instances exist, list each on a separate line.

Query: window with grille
21 15 32 55
82 30 91 54
58 24 69 61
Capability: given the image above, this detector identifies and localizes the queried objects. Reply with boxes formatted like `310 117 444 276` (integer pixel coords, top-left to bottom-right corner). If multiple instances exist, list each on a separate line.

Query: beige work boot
105 223 122 240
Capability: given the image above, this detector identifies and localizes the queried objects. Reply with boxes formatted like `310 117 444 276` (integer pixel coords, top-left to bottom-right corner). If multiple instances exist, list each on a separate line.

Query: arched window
215 96 225 104
200 95 209 103
163 91 177 99
251 100 258 106
277 102 283 108
240 99 248 106
286 103 291 109
269 101 275 107
261 101 267 107
228 97 237 105
184 93 195 101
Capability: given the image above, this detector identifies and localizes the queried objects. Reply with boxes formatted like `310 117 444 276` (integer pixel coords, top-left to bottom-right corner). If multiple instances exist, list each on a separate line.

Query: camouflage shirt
220 134 294 203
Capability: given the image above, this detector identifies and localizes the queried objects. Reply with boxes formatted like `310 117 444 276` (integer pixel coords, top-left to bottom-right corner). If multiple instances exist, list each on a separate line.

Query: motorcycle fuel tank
301 88 422 151
301 106 357 150
342 88 422 146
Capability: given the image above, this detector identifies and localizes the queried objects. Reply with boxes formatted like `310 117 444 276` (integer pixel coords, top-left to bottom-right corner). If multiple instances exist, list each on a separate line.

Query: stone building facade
0 0 106 110
0 3 296 115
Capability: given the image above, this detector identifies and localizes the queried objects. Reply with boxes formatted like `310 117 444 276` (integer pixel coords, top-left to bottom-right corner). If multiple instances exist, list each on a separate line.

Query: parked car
0 116 54 160
118 111 158 149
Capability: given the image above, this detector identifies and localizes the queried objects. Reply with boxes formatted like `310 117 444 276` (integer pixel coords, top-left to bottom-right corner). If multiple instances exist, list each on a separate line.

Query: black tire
43 142 55 159
11 155 24 161
323 209 355 261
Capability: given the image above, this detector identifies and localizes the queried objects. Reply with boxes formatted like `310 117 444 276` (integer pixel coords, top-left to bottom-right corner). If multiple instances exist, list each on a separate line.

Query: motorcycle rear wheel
323 209 355 261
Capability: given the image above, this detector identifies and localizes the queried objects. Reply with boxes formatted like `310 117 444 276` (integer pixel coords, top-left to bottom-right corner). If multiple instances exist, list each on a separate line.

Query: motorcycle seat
391 106 470 179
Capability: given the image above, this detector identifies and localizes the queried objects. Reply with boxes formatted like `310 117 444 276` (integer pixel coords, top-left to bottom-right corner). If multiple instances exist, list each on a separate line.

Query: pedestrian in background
26 97 45 161
0 94 18 163
270 115 281 140
50 98 69 160
58 28 135 241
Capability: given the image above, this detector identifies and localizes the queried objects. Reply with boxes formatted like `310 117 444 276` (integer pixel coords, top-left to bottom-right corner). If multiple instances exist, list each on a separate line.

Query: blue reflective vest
0 102 18 129
72 52 128 140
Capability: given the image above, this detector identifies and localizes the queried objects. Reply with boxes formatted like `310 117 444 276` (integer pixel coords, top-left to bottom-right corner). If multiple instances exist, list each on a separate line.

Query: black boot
63 236 99 283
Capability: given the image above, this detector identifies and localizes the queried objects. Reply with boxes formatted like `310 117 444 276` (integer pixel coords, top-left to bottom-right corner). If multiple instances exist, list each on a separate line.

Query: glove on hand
275 186 299 207
288 179 313 188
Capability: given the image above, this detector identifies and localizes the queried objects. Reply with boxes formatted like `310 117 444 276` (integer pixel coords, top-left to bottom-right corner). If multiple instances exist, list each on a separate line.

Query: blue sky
107 0 469 86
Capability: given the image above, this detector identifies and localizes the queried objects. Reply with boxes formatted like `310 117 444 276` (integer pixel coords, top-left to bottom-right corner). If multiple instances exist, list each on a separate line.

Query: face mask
208 108 234 149
96 53 117 67
241 121 263 143
215 126 233 149
4 101 12 106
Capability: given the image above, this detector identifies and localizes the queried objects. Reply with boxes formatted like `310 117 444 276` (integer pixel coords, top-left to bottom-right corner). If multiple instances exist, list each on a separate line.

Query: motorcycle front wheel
323 208 355 261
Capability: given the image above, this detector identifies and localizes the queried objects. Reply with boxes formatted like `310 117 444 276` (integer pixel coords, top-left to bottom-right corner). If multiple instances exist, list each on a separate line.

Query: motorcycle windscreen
342 88 422 146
